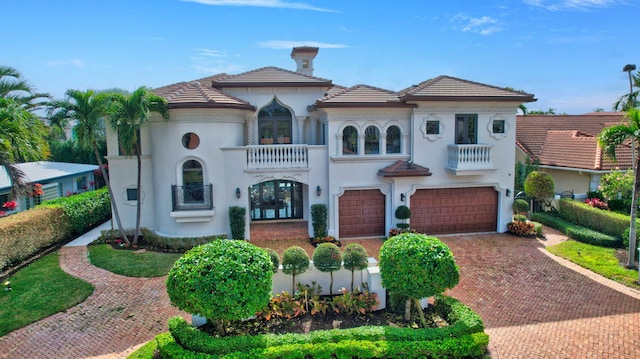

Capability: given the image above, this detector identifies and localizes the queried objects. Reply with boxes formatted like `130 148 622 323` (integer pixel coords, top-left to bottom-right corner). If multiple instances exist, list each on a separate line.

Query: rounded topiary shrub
513 198 529 214
265 248 280 273
166 240 272 336
312 242 342 295
395 205 411 229
282 246 310 293
524 171 555 208
342 243 369 291
380 232 459 326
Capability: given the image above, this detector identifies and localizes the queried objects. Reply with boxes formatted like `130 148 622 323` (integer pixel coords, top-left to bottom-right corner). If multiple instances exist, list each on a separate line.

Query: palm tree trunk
629 147 640 269
133 150 142 245
93 142 130 245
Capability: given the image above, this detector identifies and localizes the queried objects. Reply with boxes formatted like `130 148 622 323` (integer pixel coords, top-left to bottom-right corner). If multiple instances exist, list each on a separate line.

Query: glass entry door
250 180 303 220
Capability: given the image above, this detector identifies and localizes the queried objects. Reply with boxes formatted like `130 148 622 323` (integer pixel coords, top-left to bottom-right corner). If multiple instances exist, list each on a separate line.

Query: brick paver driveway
442 230 640 358
1 229 640 358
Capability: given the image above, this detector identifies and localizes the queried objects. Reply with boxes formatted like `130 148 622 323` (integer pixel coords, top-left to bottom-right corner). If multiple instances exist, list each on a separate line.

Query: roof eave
313 102 418 109
212 81 333 88
168 103 256 111
401 95 537 102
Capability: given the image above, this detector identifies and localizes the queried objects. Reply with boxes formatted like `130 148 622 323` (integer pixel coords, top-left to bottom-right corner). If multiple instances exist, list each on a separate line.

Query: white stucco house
106 47 535 240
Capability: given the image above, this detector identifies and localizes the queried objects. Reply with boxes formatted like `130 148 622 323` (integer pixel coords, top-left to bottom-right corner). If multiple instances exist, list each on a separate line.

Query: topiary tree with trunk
524 171 555 210
312 242 342 295
379 232 459 327
395 205 411 229
166 240 272 336
265 248 280 273
282 246 310 293
342 243 369 291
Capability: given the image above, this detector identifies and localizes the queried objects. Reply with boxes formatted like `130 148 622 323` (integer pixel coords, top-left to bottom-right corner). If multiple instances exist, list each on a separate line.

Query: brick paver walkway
2 228 640 358
0 246 186 359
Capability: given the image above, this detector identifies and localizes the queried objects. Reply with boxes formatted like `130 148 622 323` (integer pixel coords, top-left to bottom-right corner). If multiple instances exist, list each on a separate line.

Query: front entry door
250 180 303 220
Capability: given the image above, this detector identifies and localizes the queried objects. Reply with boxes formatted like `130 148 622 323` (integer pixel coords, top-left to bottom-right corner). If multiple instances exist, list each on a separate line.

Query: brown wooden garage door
339 189 385 238
411 187 497 234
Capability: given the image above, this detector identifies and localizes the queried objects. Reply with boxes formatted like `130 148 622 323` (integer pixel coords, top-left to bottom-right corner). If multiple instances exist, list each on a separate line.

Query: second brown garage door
411 187 497 235
339 189 385 238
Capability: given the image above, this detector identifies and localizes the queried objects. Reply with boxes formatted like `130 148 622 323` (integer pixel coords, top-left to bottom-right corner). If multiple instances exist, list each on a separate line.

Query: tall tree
0 98 48 198
47 89 129 243
106 86 169 244
598 108 640 269
0 65 50 111
614 66 639 111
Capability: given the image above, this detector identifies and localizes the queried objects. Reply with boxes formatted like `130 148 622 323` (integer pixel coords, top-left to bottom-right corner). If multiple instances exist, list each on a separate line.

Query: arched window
364 126 380 154
386 126 401 154
182 160 204 202
258 99 292 144
342 126 358 155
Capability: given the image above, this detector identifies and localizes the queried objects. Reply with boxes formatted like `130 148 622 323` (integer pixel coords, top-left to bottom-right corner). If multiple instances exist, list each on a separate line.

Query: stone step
250 221 309 241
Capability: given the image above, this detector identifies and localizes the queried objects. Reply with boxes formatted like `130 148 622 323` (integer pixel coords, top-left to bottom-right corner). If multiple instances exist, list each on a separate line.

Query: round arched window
182 133 200 149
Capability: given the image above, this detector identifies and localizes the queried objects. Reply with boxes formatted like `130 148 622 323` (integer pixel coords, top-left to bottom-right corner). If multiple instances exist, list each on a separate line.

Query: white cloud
522 0 621 11
451 14 502 35
180 0 336 12
258 40 348 49
47 59 86 68
190 48 243 74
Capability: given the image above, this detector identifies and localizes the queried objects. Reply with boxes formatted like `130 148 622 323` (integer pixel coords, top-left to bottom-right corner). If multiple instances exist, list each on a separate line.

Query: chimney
291 46 319 76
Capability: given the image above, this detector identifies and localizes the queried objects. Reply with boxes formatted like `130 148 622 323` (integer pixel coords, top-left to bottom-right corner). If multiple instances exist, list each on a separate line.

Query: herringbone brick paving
1 227 640 358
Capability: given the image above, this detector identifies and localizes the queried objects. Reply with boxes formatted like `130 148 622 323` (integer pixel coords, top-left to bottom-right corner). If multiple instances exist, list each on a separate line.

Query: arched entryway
258 99 293 144
250 180 303 220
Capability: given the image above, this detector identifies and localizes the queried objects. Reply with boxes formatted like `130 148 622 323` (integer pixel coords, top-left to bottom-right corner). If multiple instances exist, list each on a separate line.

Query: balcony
445 144 496 175
171 184 213 211
246 144 308 170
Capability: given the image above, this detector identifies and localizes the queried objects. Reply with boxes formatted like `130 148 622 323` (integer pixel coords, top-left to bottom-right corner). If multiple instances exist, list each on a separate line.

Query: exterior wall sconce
400 193 405 202
506 189 511 197
316 185 322 197
235 187 241 199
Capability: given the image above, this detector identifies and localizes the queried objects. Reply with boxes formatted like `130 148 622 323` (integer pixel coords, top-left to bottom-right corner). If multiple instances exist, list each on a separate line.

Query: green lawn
547 240 640 289
88 244 182 277
0 252 94 336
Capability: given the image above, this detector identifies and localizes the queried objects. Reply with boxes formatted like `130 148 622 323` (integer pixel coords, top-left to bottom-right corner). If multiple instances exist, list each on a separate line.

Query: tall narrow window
386 126 401 154
364 126 380 154
455 114 477 144
342 126 358 155
182 160 204 203
258 99 292 144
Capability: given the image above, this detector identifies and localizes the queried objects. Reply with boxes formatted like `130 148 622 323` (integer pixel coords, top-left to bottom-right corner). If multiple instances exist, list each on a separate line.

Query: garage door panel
339 189 385 238
411 187 497 235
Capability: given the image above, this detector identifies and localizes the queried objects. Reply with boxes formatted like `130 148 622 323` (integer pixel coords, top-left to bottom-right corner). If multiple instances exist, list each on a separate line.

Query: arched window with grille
364 126 380 154
258 99 292 144
342 126 358 155
386 125 401 154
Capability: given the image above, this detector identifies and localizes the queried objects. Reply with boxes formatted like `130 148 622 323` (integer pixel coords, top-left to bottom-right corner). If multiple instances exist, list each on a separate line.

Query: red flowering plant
29 183 44 197
2 201 17 211
585 197 609 211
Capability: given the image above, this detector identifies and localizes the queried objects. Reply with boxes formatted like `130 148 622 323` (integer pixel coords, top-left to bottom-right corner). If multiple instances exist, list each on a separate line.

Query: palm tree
598 108 640 269
614 66 639 111
47 89 130 243
0 65 50 111
106 86 169 244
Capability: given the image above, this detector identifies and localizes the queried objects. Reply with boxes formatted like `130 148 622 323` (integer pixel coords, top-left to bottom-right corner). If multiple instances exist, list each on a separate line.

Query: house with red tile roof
106 47 535 239
516 112 632 200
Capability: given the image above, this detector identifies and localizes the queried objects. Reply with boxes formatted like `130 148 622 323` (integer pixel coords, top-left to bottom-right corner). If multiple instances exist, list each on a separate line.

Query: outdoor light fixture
506 189 511 197
235 188 241 199
316 185 322 196
3 280 11 291
400 193 405 202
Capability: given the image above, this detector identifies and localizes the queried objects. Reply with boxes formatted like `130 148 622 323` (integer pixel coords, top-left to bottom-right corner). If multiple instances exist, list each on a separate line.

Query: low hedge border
532 212 622 248
557 199 632 238
168 295 484 356
156 331 490 359
96 228 225 252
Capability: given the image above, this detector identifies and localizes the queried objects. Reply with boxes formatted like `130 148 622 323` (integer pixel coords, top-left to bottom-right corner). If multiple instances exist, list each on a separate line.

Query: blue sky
2 0 639 114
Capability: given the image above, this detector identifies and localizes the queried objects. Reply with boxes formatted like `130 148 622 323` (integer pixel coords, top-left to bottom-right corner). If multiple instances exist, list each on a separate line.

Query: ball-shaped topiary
312 242 342 295
524 171 555 207
512 198 529 215
380 232 459 325
282 246 310 293
265 248 280 273
342 243 369 291
166 240 272 336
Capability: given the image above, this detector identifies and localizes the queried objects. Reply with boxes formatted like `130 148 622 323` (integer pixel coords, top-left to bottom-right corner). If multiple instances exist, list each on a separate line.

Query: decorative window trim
420 115 445 142
487 115 509 140
123 186 144 206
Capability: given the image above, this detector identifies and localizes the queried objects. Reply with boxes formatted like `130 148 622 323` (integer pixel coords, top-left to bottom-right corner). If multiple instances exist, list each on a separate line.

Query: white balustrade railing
447 144 494 171
247 144 309 169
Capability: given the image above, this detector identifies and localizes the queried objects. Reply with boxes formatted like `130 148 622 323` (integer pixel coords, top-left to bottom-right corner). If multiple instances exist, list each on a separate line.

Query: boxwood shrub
557 199 631 238
532 212 621 247
42 187 111 235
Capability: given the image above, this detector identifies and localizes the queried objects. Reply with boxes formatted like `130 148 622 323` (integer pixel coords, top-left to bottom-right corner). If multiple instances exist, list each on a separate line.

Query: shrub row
168 295 484 357
42 187 111 235
157 331 489 359
0 206 70 271
532 212 622 248
97 228 225 252
557 199 631 238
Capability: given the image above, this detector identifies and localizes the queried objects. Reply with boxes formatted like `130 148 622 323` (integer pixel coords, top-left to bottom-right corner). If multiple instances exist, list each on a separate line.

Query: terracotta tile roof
153 75 255 110
211 66 333 88
313 84 415 108
377 160 433 177
516 113 632 171
399 76 536 102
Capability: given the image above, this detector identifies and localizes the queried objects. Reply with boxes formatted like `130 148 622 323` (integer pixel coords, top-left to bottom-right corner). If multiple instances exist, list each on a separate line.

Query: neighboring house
106 47 535 240
516 112 632 200
0 161 99 214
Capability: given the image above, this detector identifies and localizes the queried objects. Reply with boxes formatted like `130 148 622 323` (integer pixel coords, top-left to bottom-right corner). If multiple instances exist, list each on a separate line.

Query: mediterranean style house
516 112 631 200
106 47 535 240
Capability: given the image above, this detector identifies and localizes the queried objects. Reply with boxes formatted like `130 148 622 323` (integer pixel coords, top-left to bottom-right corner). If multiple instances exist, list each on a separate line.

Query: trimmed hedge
42 187 111 235
167 295 484 357
557 199 631 238
0 206 70 271
97 228 224 252
532 212 622 248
